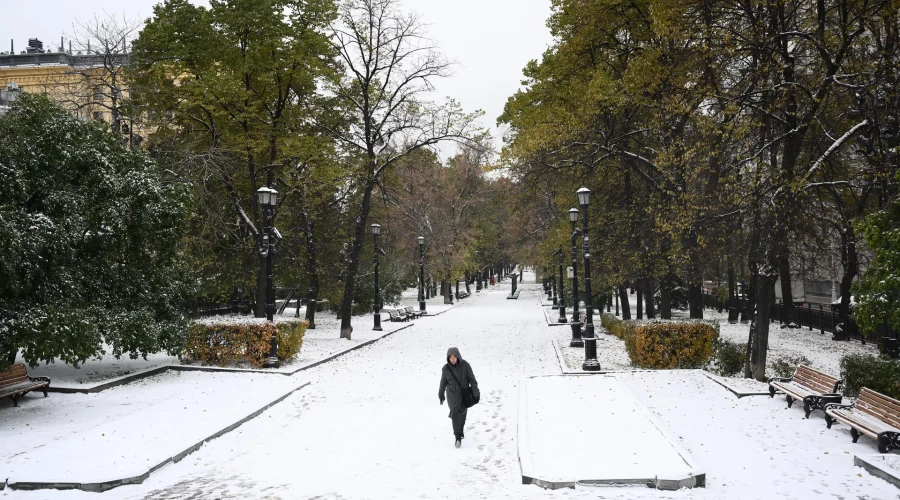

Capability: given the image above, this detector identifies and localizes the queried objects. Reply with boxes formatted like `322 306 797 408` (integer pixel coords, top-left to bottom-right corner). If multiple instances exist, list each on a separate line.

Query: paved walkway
8 274 898 499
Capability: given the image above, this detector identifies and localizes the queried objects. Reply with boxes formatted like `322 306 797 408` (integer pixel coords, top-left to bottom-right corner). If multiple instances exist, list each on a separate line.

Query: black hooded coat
439 347 479 416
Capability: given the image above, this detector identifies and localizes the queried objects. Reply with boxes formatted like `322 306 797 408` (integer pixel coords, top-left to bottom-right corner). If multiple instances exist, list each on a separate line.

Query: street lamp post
257 186 280 369
577 187 601 371
418 236 427 314
372 224 383 331
557 249 567 323
568 208 583 347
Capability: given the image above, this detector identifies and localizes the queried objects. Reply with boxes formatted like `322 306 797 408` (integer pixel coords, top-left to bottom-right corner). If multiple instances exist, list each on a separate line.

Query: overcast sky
0 0 554 156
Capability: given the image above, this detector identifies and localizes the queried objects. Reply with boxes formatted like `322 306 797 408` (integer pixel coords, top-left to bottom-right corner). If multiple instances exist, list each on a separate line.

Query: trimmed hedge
840 353 900 399
186 320 308 367
600 313 634 340
625 320 719 369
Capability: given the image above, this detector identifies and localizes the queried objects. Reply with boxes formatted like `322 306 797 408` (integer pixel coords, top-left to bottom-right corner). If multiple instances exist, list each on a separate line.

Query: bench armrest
768 377 793 384
824 402 853 412
28 376 51 384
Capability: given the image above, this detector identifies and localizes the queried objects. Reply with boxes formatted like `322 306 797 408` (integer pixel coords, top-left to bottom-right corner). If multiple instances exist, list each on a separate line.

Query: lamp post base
419 301 427 314
569 322 583 347
373 312 383 331
582 358 602 371
582 335 601 371
263 356 280 369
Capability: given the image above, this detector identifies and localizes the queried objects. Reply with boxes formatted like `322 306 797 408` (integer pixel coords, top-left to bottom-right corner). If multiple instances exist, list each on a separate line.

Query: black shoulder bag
446 363 479 408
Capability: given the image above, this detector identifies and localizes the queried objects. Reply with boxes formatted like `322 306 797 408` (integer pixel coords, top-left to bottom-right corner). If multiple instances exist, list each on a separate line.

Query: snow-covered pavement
4 275 898 499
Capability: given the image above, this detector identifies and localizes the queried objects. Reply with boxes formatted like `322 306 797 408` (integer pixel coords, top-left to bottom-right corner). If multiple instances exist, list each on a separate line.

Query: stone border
700 372 771 398
5 382 312 492
517 374 705 490
855 454 900 489
46 323 416 394
553 340 772 400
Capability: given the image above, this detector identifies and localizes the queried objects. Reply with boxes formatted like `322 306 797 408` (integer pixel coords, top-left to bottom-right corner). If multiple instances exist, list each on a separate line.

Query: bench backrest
388 310 400 318
404 307 415 313
857 388 900 429
793 365 840 393
0 363 27 387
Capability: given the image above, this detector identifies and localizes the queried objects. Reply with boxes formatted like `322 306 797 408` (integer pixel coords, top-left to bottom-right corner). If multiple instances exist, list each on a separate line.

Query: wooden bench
825 388 900 453
404 306 422 319
1 363 51 407
388 310 407 322
768 365 843 418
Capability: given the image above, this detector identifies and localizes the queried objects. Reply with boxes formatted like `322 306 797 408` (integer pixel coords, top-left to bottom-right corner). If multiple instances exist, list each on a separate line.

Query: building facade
0 38 137 142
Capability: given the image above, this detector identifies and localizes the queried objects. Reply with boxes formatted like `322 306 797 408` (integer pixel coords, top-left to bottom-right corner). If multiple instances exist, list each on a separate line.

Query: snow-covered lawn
519 375 699 488
0 369 302 485
3 276 898 498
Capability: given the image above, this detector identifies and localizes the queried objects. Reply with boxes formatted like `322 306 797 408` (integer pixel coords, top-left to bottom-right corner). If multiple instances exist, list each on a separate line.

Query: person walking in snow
439 347 480 448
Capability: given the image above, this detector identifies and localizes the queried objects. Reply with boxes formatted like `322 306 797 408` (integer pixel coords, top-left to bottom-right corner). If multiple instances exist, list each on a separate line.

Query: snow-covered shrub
708 339 746 377
770 353 811 378
840 353 900 399
625 320 719 369
185 320 307 367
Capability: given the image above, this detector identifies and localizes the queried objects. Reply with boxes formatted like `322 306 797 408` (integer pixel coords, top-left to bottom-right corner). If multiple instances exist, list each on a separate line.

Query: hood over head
447 347 462 364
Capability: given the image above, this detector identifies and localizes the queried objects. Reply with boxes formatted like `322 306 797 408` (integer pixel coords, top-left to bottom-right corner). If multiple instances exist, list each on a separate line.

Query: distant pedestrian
439 347 480 448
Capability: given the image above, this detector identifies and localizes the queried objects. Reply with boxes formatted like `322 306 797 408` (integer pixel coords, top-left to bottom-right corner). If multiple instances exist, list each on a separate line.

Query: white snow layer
2 274 897 499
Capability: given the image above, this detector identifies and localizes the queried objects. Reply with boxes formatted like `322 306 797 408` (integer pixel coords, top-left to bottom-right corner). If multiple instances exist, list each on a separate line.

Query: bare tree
43 13 139 143
326 0 482 339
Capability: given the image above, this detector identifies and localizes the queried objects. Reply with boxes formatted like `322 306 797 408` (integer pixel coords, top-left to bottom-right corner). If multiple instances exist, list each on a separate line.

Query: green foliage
0 94 192 371
130 0 341 308
600 313 634 340
625 320 719 369
854 198 900 339
276 320 308 362
708 339 745 377
769 354 812 379
840 353 900 399
186 319 307 367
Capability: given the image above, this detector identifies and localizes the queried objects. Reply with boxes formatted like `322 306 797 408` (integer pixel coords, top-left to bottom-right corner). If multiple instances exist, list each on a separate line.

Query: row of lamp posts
257 188 430 367
548 188 600 371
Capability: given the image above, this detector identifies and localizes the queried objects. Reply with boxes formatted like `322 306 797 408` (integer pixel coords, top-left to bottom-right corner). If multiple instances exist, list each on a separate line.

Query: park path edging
553 340 767 402
47 323 416 394
701 372 771 398
5 382 312 492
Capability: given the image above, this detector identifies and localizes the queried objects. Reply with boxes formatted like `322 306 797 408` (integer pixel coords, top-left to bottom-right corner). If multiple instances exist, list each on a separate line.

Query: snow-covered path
132 283 559 499
8 276 898 499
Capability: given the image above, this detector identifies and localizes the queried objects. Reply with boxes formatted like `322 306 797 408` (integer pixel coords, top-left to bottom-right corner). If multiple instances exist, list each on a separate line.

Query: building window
92 111 103 121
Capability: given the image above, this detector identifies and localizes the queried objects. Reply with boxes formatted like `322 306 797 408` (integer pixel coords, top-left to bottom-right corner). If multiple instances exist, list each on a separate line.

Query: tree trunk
754 274 775 381
465 272 471 294
618 285 631 320
660 277 672 319
836 225 859 341
636 280 644 320
743 273 758 378
778 241 795 326
728 266 737 322
305 273 320 331
339 179 376 339
644 278 655 318
302 216 319 329
688 280 703 319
